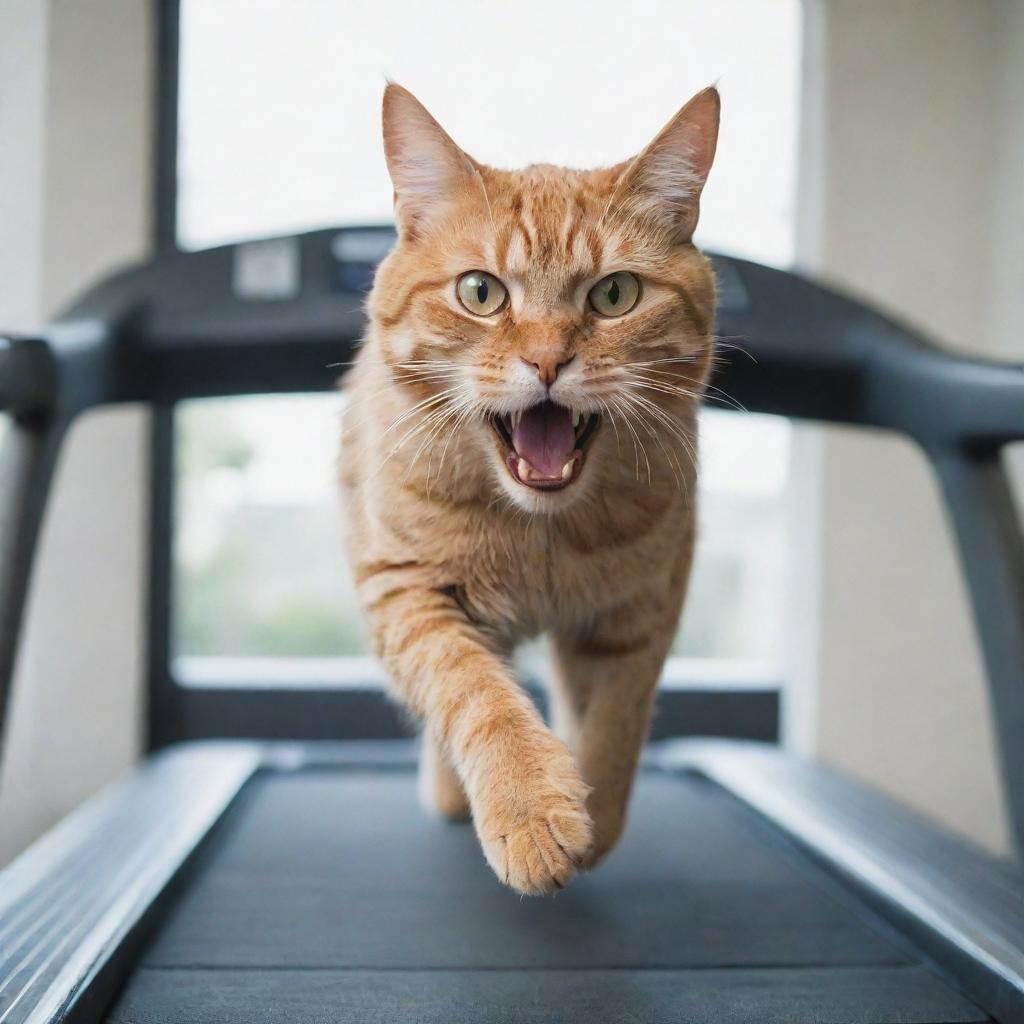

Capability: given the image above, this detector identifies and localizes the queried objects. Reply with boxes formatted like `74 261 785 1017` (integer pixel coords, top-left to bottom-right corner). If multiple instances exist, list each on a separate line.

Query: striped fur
340 84 719 894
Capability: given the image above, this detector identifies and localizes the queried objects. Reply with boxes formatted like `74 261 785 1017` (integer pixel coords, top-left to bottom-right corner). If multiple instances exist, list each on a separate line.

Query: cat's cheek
381 325 418 363
486 448 533 511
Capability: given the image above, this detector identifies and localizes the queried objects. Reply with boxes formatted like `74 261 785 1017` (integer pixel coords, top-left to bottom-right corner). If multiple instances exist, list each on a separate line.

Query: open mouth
489 400 601 491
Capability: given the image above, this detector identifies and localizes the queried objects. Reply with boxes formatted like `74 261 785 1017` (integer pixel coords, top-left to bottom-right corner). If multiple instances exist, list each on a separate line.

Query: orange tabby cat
340 84 719 895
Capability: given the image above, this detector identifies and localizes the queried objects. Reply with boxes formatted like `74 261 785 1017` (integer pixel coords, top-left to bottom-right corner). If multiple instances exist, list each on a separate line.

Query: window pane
178 0 800 267
173 0 801 688
173 397 789 683
174 395 367 662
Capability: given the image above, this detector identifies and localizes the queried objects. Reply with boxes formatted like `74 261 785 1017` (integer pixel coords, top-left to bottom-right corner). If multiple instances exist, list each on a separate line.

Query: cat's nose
521 354 574 388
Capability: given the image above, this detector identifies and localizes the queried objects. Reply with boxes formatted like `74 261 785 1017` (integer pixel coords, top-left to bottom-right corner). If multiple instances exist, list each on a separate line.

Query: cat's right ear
614 86 720 243
382 84 480 239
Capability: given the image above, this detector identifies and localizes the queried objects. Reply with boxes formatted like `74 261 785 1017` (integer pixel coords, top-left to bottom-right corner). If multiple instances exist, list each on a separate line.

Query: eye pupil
587 272 639 317
457 271 507 316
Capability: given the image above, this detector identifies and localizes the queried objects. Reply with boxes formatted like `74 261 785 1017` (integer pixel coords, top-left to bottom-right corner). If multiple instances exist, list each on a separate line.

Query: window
174 397 790 688
177 0 799 264
171 0 801 693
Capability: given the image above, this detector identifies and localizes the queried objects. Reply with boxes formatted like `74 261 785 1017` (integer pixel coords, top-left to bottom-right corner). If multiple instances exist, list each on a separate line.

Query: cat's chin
492 464 596 513
504 447 584 490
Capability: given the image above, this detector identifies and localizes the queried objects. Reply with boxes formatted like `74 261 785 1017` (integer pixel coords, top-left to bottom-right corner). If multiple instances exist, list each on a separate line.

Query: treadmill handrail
0 336 57 422
25 228 1024 447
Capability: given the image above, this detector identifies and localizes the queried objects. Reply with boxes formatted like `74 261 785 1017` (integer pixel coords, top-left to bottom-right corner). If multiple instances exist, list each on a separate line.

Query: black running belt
105 767 989 1023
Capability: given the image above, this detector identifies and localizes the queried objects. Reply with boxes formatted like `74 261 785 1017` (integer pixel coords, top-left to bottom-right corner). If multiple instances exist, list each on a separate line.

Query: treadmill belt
106 766 989 1023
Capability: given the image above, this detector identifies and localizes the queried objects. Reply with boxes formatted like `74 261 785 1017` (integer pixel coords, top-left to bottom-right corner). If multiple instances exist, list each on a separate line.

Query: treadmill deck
105 763 987 1023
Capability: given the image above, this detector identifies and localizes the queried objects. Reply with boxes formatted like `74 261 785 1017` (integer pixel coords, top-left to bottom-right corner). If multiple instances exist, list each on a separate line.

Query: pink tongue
512 401 576 477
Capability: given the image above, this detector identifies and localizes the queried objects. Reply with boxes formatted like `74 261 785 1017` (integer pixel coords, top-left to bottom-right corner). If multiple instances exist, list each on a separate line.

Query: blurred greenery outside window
174 396 790 688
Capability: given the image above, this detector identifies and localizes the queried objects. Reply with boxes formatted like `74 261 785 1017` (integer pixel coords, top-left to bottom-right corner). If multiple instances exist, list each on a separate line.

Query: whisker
607 394 651 484
618 389 698 485
377 388 462 441
593 395 622 456
712 338 759 363
623 355 702 368
415 403 472 490
618 392 688 494
428 398 477 493
627 372 747 414
624 355 751 411
377 397 467 474
342 391 438 438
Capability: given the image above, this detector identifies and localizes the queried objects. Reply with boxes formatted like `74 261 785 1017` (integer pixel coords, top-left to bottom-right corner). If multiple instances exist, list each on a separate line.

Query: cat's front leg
367 582 592 894
551 583 685 868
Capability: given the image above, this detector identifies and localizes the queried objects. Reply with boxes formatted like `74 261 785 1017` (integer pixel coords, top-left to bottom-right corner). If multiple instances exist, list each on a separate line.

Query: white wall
0 0 152 865
799 0 1023 854
0 0 47 330
988 0 1024 360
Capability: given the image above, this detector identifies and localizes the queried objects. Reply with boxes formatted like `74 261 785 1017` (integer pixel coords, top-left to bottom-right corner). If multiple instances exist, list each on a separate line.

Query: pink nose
521 354 574 387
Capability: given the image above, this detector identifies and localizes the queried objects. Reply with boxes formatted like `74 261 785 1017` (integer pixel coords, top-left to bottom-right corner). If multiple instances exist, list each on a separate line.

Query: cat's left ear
382 83 482 239
617 86 720 243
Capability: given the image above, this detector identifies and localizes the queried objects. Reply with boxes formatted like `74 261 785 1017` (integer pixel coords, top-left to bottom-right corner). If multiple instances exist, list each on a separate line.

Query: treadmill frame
2 0 1024 1019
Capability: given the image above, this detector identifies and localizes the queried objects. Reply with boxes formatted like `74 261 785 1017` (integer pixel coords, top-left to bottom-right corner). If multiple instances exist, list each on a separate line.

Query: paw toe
494 808 592 895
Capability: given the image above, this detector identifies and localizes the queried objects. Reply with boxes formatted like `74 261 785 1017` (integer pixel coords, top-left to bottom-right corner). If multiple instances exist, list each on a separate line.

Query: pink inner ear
623 88 720 228
637 147 705 210
382 84 478 233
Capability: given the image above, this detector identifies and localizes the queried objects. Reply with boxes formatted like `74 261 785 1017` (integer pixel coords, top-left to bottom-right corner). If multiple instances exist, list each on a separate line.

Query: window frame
145 0 780 749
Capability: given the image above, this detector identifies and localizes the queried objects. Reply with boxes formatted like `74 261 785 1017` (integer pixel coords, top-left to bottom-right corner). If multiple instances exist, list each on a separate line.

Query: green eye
456 271 507 316
588 272 641 317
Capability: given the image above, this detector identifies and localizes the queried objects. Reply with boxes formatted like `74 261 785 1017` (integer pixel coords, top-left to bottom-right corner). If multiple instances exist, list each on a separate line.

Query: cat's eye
588 272 641 318
456 271 508 317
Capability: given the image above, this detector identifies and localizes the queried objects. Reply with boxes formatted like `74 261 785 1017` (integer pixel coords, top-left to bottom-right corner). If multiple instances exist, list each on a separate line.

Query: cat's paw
473 741 593 895
487 804 593 895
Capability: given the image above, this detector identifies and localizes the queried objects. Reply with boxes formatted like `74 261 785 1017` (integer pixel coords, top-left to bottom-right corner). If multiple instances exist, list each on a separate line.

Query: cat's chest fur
342 361 697 648
428 489 690 644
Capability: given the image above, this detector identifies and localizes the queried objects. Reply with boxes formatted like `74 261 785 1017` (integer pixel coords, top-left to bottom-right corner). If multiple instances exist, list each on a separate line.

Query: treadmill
2 226 1024 1024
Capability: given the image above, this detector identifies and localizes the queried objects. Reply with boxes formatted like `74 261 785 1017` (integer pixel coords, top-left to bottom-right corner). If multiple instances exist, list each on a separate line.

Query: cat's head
368 83 719 513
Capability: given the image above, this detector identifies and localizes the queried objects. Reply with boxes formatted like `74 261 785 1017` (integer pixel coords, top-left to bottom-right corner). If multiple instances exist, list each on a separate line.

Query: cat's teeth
561 460 574 481
517 457 531 481
572 409 581 429
511 410 522 431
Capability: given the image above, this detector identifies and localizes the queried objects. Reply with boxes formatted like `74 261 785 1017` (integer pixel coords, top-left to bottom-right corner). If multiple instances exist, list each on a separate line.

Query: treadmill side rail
665 740 1024 1024
0 743 260 1024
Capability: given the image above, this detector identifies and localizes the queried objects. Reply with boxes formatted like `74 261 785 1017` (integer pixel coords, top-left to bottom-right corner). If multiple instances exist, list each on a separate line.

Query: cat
340 83 719 895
